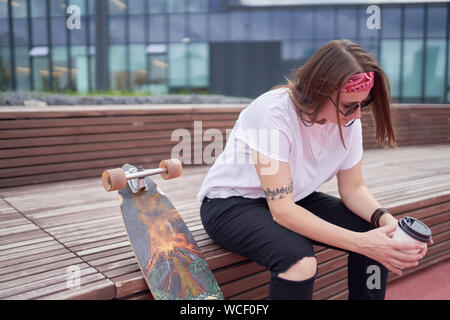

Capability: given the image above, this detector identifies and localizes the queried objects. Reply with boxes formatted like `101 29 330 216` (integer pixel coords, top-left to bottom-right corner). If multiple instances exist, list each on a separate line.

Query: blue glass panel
109 15 126 43
189 13 208 42
250 10 270 41
380 39 401 100
425 39 445 102
32 18 48 46
230 11 248 41
149 14 166 42
402 40 423 100
404 6 424 38
381 7 401 38
337 8 356 39
210 13 227 42
129 15 146 43
315 9 334 39
293 10 313 39
427 6 447 38
169 14 186 42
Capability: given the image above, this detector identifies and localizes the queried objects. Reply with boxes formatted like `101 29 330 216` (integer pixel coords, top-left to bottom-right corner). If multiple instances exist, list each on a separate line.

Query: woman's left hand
379 214 433 259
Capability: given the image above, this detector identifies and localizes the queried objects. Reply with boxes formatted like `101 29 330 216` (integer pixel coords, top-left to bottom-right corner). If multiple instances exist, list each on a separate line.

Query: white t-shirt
196 87 363 203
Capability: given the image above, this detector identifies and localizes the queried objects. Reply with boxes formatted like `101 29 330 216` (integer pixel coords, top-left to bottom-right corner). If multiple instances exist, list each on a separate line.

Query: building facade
0 0 449 102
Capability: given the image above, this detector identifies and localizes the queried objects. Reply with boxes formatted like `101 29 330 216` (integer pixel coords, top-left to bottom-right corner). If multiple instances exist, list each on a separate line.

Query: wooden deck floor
0 144 449 300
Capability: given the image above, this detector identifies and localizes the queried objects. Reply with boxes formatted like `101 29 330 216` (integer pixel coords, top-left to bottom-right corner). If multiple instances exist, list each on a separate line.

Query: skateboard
102 159 224 300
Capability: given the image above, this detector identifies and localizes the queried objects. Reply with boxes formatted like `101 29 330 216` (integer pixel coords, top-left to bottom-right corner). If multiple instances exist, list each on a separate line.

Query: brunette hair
274 39 396 148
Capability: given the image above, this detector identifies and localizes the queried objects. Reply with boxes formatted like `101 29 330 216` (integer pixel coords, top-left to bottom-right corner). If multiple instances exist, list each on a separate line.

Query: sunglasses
329 95 374 118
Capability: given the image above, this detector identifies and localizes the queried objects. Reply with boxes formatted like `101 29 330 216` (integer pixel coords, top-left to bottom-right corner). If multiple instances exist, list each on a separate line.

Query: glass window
109 0 127 15
448 47 450 103
71 45 89 93
89 16 96 44
424 39 446 103
13 18 29 46
147 0 166 13
69 0 86 16
359 38 379 61
129 44 147 92
32 18 48 46
149 14 166 42
169 14 186 42
50 0 67 17
292 40 314 63
0 0 7 18
13 0 28 18
31 0 47 18
315 9 334 39
380 40 401 100
0 18 8 46
168 0 186 13
32 56 50 91
359 6 380 39
381 7 401 38
129 0 145 14
281 41 292 61
250 10 270 41
230 11 249 41
148 50 168 94
88 0 95 15
52 46 70 92
51 17 67 45
189 43 208 87
129 15 146 43
0 47 11 90
210 13 227 42
16 46 30 90
210 0 223 13
109 45 127 90
89 50 96 91
293 10 313 40
402 40 423 100
168 43 187 87
427 5 447 38
188 0 208 13
404 6 424 38
271 10 291 41
189 13 208 42
337 8 356 39
109 15 126 43
70 16 87 45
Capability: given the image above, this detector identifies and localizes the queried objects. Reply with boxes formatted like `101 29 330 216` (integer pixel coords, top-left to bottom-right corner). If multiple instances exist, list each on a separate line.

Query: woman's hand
379 213 433 259
356 223 427 275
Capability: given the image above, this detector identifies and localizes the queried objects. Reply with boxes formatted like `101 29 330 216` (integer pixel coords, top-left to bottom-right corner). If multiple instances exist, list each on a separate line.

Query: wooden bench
0 104 449 299
0 145 449 300
0 104 449 189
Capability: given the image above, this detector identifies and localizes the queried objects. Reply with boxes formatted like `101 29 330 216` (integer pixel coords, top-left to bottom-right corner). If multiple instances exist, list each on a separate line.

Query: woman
196 39 430 300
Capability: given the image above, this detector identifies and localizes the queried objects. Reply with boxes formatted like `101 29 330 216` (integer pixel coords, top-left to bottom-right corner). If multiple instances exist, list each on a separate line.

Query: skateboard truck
102 159 183 193
127 166 150 194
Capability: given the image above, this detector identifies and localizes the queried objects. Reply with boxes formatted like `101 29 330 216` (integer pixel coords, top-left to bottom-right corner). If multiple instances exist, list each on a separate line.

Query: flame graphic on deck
132 193 206 299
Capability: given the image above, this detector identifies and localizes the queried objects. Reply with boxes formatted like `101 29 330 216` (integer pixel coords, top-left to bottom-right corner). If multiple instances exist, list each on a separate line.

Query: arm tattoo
263 179 293 201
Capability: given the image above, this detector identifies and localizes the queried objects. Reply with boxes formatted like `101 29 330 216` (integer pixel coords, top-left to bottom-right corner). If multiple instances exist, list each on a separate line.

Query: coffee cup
392 216 432 254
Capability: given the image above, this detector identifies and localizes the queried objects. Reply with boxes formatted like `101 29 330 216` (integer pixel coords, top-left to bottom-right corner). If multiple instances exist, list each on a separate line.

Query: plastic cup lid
398 216 432 242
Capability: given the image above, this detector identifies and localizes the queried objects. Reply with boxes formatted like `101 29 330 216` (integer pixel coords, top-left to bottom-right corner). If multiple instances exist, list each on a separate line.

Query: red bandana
342 72 375 93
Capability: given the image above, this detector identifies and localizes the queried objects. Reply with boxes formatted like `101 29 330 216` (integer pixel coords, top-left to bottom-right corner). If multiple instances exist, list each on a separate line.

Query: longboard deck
118 164 223 300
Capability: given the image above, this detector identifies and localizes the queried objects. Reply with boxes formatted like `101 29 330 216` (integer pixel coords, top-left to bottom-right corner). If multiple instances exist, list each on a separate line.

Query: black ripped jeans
200 191 388 300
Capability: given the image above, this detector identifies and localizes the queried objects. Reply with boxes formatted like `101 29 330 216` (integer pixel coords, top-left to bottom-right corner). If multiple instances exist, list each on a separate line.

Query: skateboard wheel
102 168 127 191
159 158 183 180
